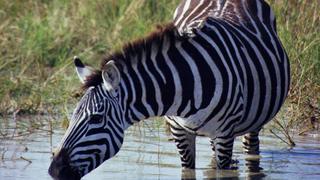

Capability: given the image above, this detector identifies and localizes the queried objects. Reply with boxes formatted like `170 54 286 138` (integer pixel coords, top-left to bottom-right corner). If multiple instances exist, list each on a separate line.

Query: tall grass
0 0 319 133
0 0 179 115
269 0 320 136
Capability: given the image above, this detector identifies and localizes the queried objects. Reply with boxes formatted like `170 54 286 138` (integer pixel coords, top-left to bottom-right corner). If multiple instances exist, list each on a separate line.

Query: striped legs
211 137 235 169
242 131 260 155
169 124 196 169
242 131 262 172
209 130 261 169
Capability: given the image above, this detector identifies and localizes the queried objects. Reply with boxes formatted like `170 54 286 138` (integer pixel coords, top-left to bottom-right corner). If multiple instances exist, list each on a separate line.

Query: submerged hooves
210 158 239 170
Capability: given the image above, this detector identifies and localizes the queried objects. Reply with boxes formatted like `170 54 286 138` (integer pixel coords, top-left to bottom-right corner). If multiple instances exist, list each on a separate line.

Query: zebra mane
82 70 103 90
82 22 180 90
101 22 178 67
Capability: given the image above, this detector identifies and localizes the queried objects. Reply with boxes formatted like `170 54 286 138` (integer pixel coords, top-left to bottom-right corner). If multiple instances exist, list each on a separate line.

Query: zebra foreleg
214 137 235 169
169 124 196 169
242 130 260 155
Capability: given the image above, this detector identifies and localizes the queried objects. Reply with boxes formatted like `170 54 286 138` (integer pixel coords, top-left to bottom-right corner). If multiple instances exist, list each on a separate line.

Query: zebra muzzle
48 149 81 180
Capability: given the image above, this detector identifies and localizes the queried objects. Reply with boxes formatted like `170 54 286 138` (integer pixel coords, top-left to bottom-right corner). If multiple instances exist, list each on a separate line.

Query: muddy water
0 119 320 180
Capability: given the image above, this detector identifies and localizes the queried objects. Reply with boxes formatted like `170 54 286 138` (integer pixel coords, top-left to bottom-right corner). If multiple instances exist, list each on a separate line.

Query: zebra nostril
53 149 69 164
52 147 60 157
51 151 55 158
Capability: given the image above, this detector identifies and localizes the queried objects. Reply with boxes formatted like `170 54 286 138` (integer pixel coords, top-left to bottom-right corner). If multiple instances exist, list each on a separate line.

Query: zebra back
174 0 276 36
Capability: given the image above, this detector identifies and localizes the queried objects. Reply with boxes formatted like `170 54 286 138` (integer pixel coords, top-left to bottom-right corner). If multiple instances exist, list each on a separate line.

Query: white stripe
119 80 128 118
180 100 191 117
256 0 263 23
162 36 182 115
189 0 213 23
123 66 146 120
142 45 164 116
150 42 166 83
241 0 261 37
131 53 155 117
176 41 202 109
175 0 192 26
179 0 204 29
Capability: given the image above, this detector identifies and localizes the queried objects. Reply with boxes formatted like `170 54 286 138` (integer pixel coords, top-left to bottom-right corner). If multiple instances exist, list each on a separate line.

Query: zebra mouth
48 149 81 180
48 165 81 180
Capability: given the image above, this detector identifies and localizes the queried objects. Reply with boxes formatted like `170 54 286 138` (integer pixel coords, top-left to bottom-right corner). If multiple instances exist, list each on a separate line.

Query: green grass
0 0 179 115
0 0 319 134
269 0 320 135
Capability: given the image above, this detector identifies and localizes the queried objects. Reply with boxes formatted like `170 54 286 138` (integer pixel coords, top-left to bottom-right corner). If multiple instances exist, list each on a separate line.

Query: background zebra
49 0 290 179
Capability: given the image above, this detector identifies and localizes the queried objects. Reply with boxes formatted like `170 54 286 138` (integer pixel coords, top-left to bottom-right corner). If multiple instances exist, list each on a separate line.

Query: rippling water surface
1 117 320 180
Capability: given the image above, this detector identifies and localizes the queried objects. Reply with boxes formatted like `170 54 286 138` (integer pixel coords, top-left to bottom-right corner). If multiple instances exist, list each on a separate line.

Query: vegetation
267 0 319 140
0 0 319 135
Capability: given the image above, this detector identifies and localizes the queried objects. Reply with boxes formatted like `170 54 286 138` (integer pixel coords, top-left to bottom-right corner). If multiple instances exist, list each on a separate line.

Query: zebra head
49 57 125 180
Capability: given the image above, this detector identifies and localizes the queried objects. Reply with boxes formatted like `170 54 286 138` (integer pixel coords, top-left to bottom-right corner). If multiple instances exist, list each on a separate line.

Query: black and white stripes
49 0 290 179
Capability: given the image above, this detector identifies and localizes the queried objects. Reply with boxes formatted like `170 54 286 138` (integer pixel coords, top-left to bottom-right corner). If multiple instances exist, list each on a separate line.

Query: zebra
49 0 290 179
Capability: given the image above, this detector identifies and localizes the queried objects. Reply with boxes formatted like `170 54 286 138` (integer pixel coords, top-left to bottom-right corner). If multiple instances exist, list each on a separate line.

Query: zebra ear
74 56 94 84
102 60 121 91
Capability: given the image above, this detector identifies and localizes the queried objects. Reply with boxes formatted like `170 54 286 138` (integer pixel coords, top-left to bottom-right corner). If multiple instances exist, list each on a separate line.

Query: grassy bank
0 0 179 116
0 1 319 134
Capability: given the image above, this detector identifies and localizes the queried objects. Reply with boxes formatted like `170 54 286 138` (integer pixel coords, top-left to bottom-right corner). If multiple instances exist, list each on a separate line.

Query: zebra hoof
212 159 239 170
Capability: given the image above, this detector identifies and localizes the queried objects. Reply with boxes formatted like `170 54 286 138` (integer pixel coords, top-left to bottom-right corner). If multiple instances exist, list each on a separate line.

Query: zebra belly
166 106 274 139
165 98 246 138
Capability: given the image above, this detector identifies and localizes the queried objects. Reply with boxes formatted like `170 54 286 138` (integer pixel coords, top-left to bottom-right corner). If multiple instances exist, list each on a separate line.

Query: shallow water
0 118 320 180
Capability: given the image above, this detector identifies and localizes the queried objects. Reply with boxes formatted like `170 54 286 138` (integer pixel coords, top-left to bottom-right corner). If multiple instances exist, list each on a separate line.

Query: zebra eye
89 114 103 124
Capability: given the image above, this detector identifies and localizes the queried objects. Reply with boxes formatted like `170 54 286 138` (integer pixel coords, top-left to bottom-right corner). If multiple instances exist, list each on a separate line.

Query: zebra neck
118 35 184 123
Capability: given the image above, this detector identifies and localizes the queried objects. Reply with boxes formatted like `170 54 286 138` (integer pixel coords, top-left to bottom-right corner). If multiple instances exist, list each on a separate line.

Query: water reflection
203 169 240 180
243 155 266 180
181 169 196 180
181 155 265 180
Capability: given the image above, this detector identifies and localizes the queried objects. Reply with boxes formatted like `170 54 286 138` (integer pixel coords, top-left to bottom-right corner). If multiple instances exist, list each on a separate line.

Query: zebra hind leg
209 138 217 167
213 137 235 169
209 138 215 152
242 131 260 155
242 130 263 172
169 124 196 169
